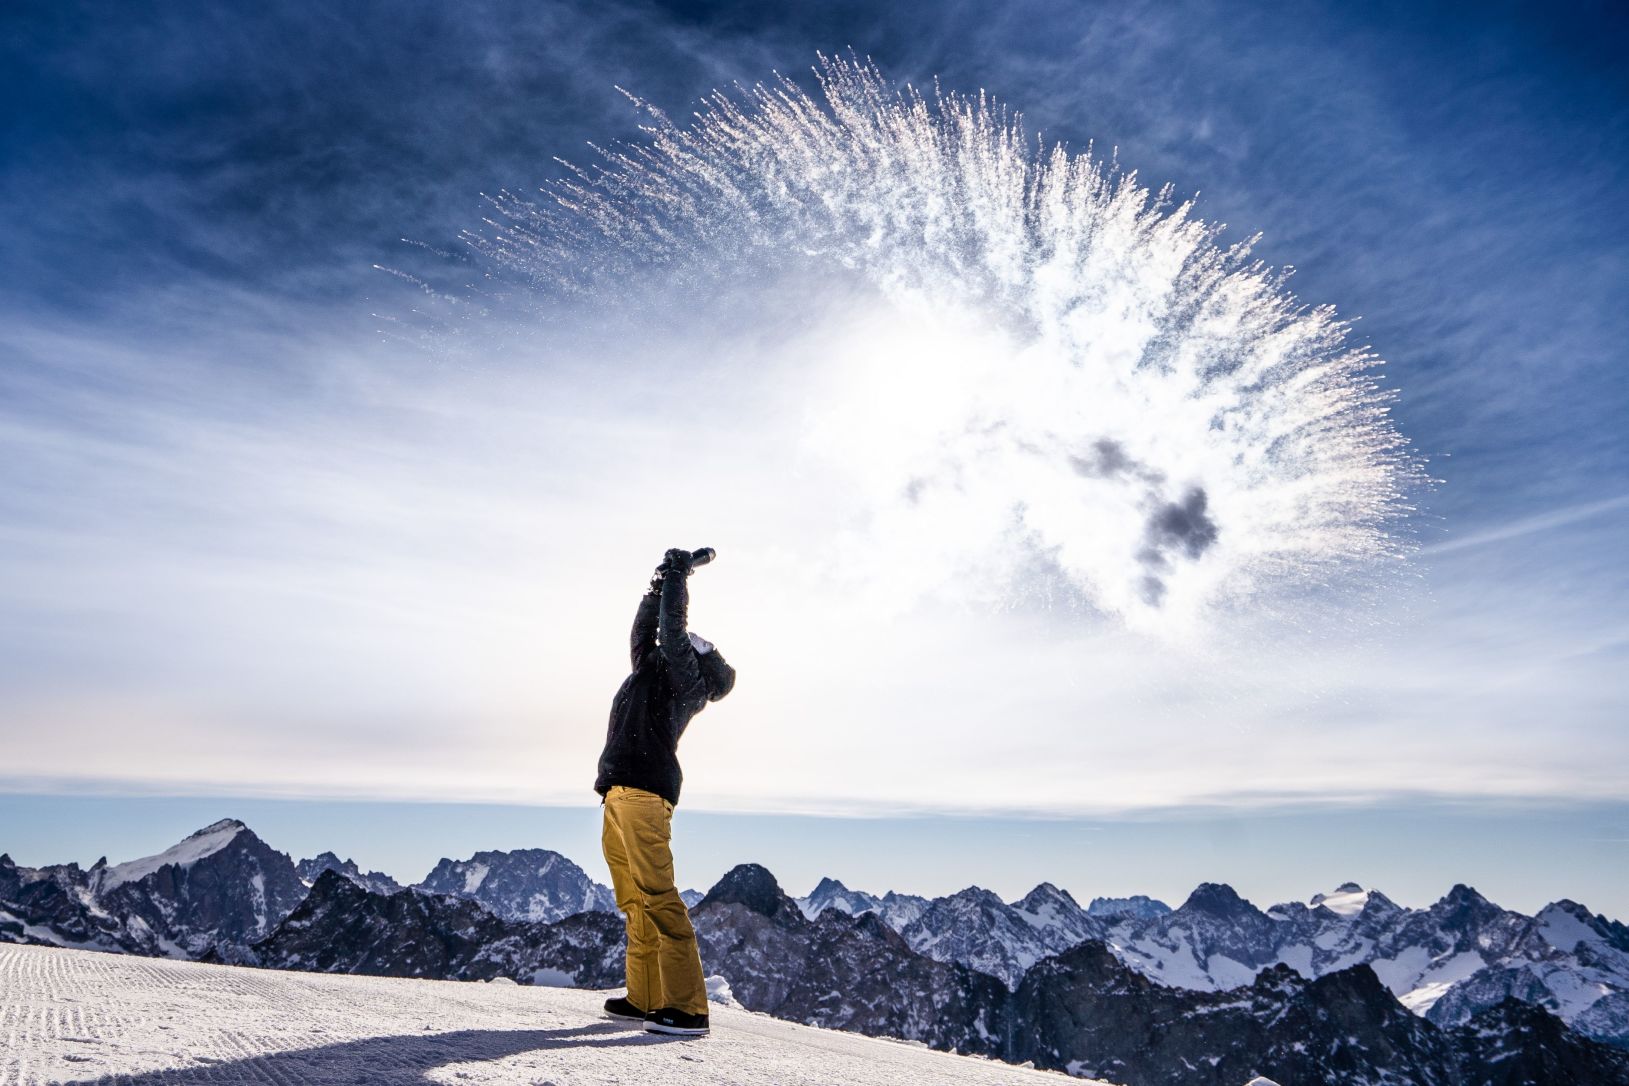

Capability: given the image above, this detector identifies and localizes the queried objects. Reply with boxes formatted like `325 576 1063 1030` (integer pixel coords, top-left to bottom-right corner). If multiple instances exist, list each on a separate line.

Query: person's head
689 631 736 702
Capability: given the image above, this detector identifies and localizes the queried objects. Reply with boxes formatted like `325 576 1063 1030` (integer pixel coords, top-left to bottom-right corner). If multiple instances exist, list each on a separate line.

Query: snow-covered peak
1086 894 1172 921
100 820 247 891
946 885 1007 909
414 849 614 923
1310 882 1370 917
1012 882 1077 911
1537 899 1621 954
797 877 883 920
1011 883 1085 930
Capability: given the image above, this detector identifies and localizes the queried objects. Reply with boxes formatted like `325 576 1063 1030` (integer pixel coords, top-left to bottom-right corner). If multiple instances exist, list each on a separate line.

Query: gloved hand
664 548 696 576
647 555 673 595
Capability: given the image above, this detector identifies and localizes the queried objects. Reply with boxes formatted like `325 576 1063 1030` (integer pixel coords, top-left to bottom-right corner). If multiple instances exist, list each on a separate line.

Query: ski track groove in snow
0 945 1103 1085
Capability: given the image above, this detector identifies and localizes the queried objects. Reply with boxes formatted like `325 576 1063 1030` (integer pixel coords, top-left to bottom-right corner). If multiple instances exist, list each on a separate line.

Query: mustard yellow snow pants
600 785 707 1016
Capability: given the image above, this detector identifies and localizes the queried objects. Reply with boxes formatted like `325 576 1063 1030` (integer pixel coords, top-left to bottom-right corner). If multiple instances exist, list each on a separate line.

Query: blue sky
1 1 1626 915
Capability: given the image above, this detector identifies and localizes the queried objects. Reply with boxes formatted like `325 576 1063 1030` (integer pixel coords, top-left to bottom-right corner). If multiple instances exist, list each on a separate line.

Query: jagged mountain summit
1011 883 1104 955
903 885 1099 989
0 818 306 957
296 851 403 896
796 876 931 930
414 847 616 923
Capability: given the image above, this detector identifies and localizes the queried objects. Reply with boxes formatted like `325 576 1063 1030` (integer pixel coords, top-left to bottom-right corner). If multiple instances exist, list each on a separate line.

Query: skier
595 547 736 1036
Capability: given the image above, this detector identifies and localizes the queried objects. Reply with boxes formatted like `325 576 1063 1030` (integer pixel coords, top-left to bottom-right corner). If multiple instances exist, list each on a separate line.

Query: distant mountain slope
902 886 1085 988
415 848 616 923
796 877 930 929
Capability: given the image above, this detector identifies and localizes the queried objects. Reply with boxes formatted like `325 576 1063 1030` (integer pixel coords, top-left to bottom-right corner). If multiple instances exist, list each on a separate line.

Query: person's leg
601 788 660 1012
612 787 707 1016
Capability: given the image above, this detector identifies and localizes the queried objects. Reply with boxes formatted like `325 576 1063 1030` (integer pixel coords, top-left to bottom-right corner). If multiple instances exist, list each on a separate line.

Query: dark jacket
593 572 711 806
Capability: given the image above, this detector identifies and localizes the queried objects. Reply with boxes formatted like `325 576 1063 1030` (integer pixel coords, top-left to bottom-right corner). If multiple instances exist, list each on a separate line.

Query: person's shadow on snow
79 1022 689 1084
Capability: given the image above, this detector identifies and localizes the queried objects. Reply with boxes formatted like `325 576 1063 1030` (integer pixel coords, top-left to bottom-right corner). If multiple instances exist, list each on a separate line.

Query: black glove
646 555 673 595
664 548 696 576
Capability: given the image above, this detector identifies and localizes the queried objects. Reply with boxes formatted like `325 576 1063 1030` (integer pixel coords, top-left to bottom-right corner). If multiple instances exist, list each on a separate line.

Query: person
595 547 736 1036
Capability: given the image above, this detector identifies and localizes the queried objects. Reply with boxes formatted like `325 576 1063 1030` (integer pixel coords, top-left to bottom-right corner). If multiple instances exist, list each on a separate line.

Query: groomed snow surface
0 944 1109 1086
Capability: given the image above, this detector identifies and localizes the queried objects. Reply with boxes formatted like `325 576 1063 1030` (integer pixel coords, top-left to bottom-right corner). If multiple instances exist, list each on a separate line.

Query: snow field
0 944 1106 1085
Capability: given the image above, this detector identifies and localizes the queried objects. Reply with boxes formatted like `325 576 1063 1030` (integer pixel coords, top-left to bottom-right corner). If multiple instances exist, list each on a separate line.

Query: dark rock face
1427 965 1561 1029
92 820 308 957
253 870 623 987
1578 994 1629 1051
1454 999 1629 1086
697 863 807 926
295 852 402 896
0 854 133 951
414 848 615 923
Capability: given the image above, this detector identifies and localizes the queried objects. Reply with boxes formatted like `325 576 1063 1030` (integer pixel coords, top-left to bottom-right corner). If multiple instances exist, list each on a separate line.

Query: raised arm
629 590 660 671
657 550 705 698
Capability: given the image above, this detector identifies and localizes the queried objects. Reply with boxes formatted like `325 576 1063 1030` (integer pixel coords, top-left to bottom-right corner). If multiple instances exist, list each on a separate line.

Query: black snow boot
644 1007 709 1036
603 996 645 1021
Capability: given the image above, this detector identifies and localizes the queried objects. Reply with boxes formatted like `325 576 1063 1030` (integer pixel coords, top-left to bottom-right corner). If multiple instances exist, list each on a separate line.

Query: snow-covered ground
0 944 1105 1085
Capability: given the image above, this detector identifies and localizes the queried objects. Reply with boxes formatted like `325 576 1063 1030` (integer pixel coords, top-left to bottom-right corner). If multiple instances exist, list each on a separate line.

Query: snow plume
465 55 1420 633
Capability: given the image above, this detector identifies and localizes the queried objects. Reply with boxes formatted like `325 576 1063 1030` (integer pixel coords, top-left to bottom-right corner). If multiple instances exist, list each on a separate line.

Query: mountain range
4 819 1627 1085
795 873 1629 1055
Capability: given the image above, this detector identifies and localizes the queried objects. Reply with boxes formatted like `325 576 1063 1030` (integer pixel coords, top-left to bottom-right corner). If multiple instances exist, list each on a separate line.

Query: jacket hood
699 648 735 702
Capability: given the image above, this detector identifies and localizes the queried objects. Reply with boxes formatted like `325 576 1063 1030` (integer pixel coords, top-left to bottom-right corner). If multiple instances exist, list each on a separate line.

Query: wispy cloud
1425 494 1629 555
